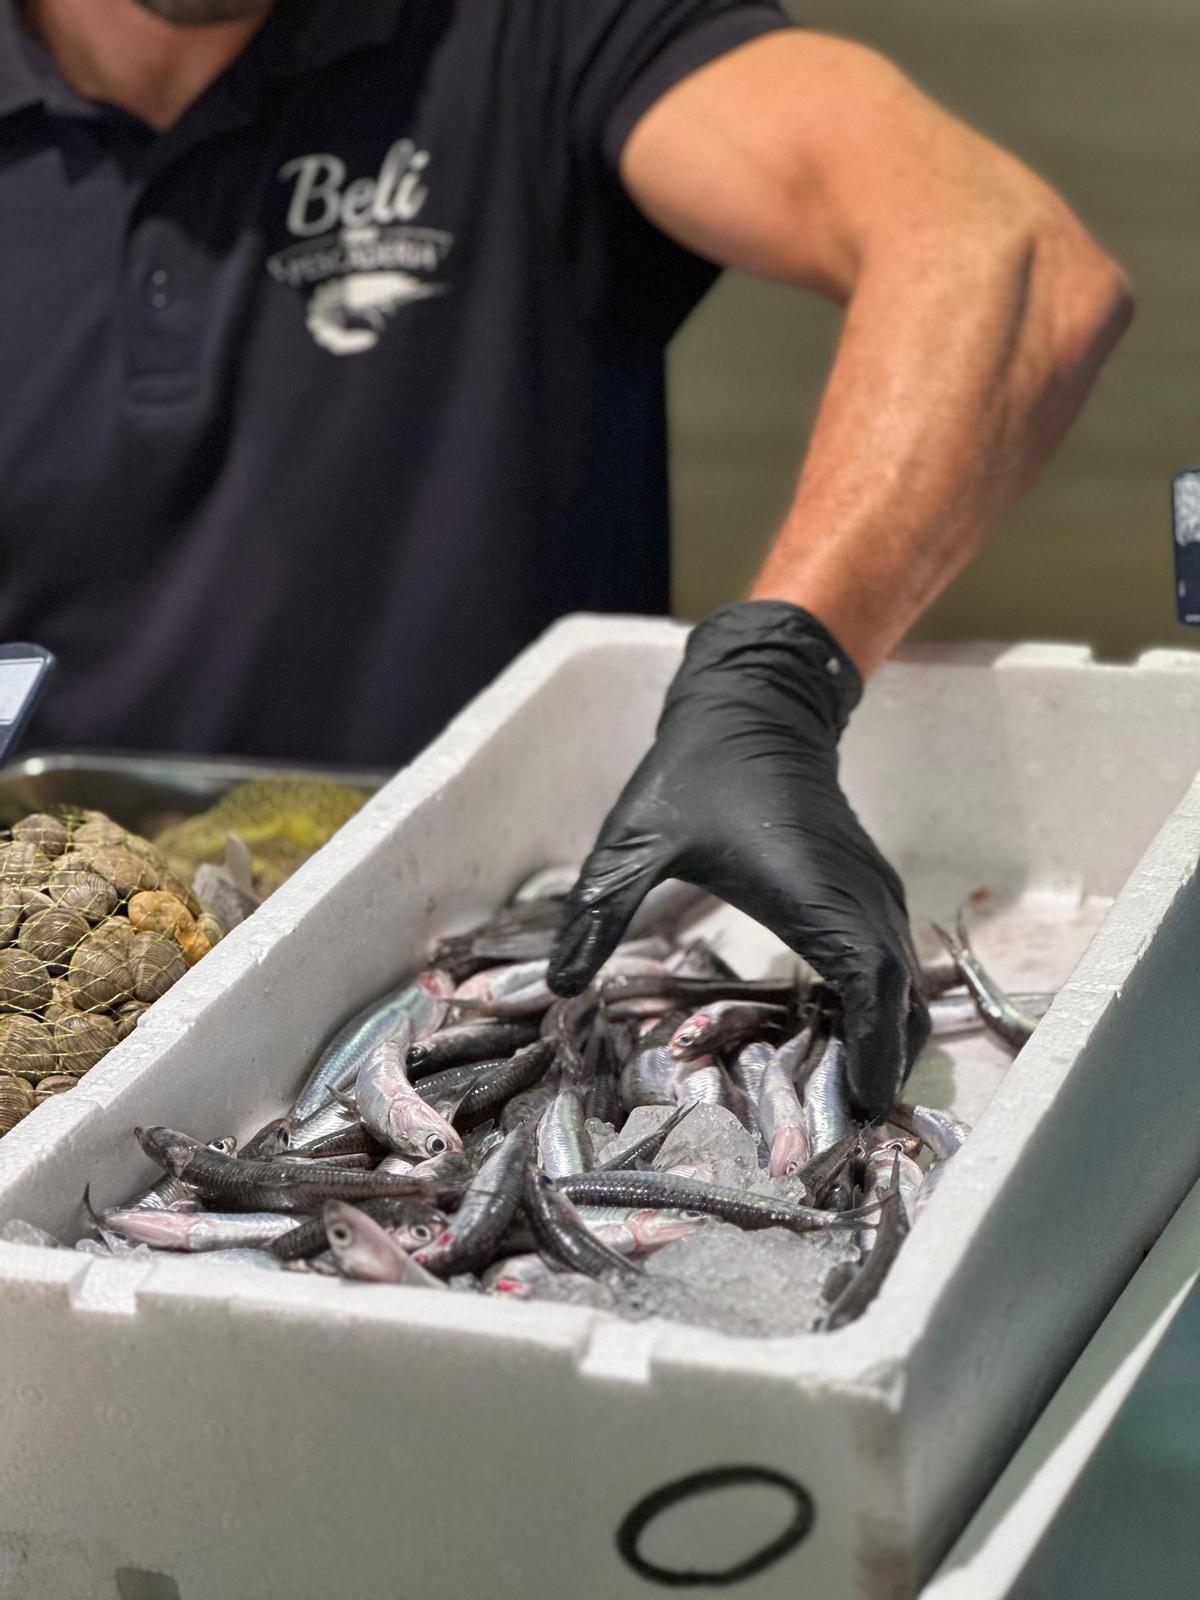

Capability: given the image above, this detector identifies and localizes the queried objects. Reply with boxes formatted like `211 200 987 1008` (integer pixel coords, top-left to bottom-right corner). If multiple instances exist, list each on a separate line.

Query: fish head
391 1204 448 1253
389 1095 463 1161
239 1118 291 1159
625 1209 705 1251
769 1126 811 1179
669 1010 713 1055
104 1209 196 1249
135 1126 200 1176
323 1202 408 1283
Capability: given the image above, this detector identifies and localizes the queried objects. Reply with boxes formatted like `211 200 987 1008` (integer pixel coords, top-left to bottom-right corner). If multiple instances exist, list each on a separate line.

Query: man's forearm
619 33 1134 676
749 199 1133 675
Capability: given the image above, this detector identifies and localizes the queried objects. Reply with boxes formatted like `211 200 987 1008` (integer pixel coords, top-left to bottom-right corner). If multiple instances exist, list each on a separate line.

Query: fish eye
681 1210 705 1221
276 1129 291 1149
328 1224 351 1245
426 1135 447 1154
411 1224 432 1242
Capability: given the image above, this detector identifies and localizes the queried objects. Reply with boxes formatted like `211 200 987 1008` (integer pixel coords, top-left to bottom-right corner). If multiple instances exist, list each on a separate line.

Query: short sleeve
573 0 794 172
538 0 795 355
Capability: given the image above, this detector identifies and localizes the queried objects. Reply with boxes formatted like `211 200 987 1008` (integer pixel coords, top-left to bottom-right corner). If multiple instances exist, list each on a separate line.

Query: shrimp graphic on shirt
305 269 445 355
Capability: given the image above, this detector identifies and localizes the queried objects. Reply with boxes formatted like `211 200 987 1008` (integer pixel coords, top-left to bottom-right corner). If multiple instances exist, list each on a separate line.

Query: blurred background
669 0 1197 660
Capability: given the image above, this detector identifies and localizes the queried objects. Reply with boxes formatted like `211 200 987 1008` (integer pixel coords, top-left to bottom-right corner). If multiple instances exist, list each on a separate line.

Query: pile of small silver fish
75 872 1050 1336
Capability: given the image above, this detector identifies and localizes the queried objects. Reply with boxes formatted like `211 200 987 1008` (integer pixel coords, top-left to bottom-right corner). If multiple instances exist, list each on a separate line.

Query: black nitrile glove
547 601 929 1118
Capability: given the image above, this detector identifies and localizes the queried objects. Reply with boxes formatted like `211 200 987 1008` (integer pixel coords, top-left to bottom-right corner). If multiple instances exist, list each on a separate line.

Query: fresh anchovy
824 1161 910 1331
557 1169 879 1235
93 1205 296 1253
540 992 598 1080
802 1035 855 1158
578 1206 707 1256
412 1058 498 1113
756 1053 811 1178
406 1020 541 1078
269 1196 447 1262
454 955 668 1019
669 1001 788 1061
889 1101 972 1215
523 1168 644 1282
793 1131 862 1209
620 1041 680 1111
581 1006 623 1126
481 1252 554 1296
284 1099 379 1159
240 1118 293 1160
593 1105 692 1173
136 1128 449 1213
928 989 1055 1039
776 1021 822 1092
433 900 566 980
675 1057 731 1111
273 1151 375 1171
856 1142 924 1251
453 958 555 1011
292 970 455 1122
934 918 1039 1049
889 1102 970 1162
499 1070 561 1133
415 1126 533 1277
731 1040 773 1103
323 1202 447 1288
376 1152 418 1175
355 1040 462 1159
451 1040 554 1132
729 1040 772 1155
601 974 798 1008
536 1083 593 1178
462 1125 506 1167
129 1136 237 1210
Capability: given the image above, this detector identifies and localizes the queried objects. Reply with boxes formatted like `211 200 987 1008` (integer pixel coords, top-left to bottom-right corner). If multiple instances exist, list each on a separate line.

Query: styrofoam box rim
1 616 1198 1396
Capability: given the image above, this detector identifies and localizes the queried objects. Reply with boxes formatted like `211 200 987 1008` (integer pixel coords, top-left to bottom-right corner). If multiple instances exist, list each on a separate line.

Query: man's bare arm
619 32 1133 674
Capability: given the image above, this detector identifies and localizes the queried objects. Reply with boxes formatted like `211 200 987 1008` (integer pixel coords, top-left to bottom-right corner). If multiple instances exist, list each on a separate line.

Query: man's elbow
1040 220 1135 378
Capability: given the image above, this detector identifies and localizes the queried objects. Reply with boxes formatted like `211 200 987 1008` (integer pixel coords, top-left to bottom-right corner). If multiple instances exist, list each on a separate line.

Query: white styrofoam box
1 617 1200 1600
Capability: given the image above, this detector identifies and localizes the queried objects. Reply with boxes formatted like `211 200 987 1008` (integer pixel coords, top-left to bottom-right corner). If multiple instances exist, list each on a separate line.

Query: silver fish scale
536 1085 592 1179
675 1060 729 1111
293 973 452 1122
802 1037 854 1158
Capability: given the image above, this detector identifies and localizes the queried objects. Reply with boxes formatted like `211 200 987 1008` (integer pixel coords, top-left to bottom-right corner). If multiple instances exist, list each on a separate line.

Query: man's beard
130 0 275 24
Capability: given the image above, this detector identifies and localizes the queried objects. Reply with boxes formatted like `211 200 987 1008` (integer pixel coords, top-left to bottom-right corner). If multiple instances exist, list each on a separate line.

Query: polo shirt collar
0 0 408 121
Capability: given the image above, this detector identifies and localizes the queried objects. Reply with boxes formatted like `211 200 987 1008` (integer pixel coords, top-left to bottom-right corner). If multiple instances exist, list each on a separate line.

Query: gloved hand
547 600 929 1118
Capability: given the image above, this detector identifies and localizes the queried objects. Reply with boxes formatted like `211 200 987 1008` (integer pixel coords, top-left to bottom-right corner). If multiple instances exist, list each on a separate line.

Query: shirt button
146 268 172 310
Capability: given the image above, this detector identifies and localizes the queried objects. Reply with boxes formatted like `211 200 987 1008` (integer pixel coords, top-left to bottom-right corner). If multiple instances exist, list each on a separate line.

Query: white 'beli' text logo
267 139 453 356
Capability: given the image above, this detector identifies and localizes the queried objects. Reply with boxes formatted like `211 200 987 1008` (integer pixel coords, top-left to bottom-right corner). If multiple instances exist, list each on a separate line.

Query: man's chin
130 0 274 26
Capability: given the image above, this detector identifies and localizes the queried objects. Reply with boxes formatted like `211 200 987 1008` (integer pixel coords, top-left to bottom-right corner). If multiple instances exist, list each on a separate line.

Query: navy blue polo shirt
0 0 789 765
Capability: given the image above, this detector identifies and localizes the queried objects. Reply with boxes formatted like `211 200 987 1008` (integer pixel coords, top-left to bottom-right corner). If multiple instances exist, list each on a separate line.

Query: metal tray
0 750 392 836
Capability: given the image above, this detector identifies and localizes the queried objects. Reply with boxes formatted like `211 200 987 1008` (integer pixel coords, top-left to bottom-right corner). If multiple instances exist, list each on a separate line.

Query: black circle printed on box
616 1464 815 1587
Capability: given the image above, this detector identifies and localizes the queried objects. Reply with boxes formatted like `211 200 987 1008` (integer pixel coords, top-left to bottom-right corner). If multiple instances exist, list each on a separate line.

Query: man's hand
547 601 929 1119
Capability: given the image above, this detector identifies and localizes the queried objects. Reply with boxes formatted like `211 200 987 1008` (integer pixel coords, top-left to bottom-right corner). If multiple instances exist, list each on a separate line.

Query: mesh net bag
0 810 225 1139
